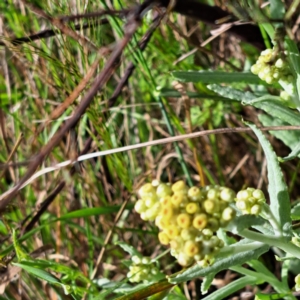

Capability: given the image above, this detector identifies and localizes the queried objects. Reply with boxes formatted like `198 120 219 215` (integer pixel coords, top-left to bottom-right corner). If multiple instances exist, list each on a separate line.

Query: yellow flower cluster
295 274 300 291
251 48 294 102
127 256 159 283
251 48 292 85
135 181 236 266
235 188 266 215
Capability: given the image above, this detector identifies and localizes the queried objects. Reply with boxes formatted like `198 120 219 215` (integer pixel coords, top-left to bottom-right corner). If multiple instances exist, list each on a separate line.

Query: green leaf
253 100 300 125
158 88 235 102
172 71 265 84
12 229 31 261
201 273 215 294
202 276 258 300
209 85 300 128
227 215 266 234
248 260 292 294
258 114 300 161
17 259 92 284
255 292 293 300
113 280 174 300
58 206 126 220
169 241 269 283
285 38 300 99
252 220 276 236
13 261 73 295
291 203 300 221
115 241 142 258
248 123 291 236
13 262 61 284
207 84 255 102
280 142 300 162
270 0 285 19
286 38 300 74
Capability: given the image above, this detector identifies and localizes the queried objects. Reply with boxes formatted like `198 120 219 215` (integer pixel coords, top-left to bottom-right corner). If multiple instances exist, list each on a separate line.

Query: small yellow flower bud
156 183 172 198
158 232 170 245
265 75 274 84
236 199 250 212
141 257 151 264
207 188 219 200
203 199 219 214
155 215 167 229
252 189 265 200
177 252 193 266
144 196 157 208
222 207 235 221
250 204 261 215
176 213 192 229
237 190 252 201
187 186 202 201
166 225 180 239
251 64 260 75
132 255 141 264
220 188 235 202
186 202 200 214
181 228 197 241
171 193 186 207
193 213 208 230
145 205 160 220
184 240 200 257
260 49 274 63
202 228 213 237
171 180 186 193
139 183 156 198
170 236 184 250
160 196 172 206
135 199 147 214
275 58 284 68
295 274 300 291
160 204 174 220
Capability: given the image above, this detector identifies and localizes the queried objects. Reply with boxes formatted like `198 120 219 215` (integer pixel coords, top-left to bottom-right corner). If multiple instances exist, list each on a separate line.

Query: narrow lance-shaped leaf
258 114 300 162
172 71 265 84
201 276 258 300
208 85 300 127
13 262 60 284
58 206 128 220
169 241 269 283
201 273 216 294
247 123 291 236
252 100 300 126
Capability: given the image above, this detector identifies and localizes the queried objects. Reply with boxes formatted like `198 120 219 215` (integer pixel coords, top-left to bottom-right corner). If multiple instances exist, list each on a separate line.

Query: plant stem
240 229 300 259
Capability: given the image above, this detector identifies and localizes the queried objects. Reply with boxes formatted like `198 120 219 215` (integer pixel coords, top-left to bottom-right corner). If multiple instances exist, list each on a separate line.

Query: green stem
240 229 300 259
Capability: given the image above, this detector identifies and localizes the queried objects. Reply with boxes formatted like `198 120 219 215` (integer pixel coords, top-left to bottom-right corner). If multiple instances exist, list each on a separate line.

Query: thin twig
1 125 299 200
